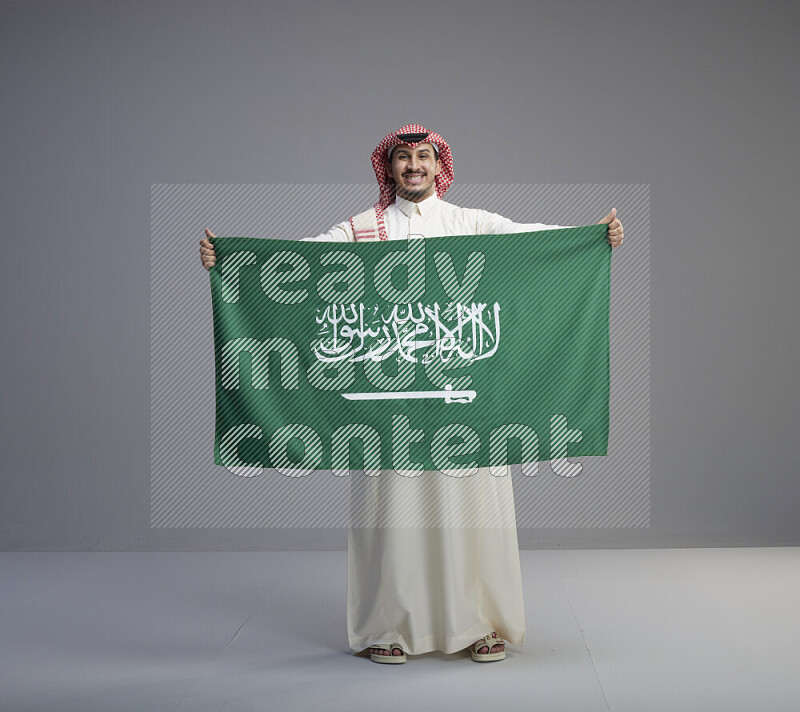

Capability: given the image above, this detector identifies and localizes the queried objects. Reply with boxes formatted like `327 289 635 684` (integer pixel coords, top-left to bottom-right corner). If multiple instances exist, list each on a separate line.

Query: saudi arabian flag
208 225 611 473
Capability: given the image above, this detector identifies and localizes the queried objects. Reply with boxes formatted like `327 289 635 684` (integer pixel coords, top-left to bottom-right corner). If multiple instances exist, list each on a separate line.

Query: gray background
1 0 797 550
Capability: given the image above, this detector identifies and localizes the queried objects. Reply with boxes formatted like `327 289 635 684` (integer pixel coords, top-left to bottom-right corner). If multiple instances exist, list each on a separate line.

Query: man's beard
397 174 433 201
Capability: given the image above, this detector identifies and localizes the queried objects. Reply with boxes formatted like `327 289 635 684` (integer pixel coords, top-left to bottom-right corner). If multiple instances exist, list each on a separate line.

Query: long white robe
301 193 569 655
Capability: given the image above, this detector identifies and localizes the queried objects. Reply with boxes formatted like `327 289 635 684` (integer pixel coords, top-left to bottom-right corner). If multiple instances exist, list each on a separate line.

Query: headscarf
363 124 454 240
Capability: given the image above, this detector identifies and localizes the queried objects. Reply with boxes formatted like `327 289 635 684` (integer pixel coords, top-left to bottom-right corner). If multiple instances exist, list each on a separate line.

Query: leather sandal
370 643 407 664
470 631 506 662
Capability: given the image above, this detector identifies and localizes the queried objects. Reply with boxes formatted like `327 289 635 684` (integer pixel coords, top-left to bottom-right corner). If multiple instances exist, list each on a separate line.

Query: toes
372 646 402 656
478 646 489 654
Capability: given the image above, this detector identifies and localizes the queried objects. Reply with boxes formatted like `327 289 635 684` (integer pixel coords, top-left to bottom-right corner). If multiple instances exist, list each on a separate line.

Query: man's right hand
200 228 216 270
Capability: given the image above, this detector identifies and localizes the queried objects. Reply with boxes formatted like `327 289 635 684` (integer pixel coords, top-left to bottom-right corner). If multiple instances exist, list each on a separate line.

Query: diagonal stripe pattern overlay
151 184 649 529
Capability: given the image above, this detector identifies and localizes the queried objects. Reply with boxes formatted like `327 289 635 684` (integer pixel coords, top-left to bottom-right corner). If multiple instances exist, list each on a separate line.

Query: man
199 124 623 664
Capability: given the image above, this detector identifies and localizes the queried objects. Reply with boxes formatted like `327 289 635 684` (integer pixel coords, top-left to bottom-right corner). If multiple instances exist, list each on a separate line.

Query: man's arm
479 207 624 249
298 222 354 242
478 209 574 234
199 220 354 271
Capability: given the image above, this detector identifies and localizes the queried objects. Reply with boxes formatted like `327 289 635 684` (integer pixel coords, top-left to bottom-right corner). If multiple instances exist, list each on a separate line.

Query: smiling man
199 123 623 665
389 140 440 201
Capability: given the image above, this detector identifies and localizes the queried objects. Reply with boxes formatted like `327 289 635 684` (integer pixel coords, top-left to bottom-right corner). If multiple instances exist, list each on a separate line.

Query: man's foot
475 635 505 655
369 643 407 663
471 631 506 661
370 645 405 657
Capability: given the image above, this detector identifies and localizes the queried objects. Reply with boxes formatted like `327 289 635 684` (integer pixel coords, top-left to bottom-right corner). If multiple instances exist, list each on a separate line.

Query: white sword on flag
341 384 477 404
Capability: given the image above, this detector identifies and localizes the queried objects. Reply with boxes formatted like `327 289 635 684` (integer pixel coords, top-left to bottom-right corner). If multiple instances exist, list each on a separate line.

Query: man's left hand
598 208 624 248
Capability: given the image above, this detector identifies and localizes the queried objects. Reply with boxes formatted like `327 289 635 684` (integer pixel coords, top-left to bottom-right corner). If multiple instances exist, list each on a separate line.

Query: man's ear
435 159 442 176
385 163 394 178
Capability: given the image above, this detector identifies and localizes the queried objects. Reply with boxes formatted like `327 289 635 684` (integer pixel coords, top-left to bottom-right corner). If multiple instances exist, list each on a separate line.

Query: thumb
598 207 616 225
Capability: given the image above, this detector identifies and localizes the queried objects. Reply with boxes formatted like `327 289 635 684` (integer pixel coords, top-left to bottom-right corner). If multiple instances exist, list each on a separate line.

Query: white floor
1 547 798 712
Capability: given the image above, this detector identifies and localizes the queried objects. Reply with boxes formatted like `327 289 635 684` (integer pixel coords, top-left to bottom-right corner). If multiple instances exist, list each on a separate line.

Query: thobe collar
394 191 440 218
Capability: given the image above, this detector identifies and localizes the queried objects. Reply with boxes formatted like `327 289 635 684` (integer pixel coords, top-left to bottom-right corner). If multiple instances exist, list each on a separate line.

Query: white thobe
300 192 570 656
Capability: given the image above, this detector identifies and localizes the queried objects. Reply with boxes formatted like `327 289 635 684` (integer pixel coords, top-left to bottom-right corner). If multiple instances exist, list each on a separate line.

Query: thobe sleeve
477 209 574 234
298 221 354 242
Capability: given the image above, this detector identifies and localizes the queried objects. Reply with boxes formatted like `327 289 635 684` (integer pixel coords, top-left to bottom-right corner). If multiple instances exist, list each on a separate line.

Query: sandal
370 643 407 664
470 632 506 662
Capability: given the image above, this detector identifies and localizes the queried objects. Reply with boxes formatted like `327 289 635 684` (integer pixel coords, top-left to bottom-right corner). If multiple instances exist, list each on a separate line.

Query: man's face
386 142 442 202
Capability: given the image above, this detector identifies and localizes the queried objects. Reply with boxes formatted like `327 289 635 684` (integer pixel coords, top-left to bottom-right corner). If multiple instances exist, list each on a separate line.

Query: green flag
209 225 611 472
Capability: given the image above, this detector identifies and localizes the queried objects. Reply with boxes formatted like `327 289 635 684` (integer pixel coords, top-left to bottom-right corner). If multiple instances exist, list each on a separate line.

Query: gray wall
1 0 798 550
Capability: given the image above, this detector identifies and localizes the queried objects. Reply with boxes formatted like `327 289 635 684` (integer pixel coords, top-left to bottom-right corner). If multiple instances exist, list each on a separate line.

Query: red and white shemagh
353 124 454 241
